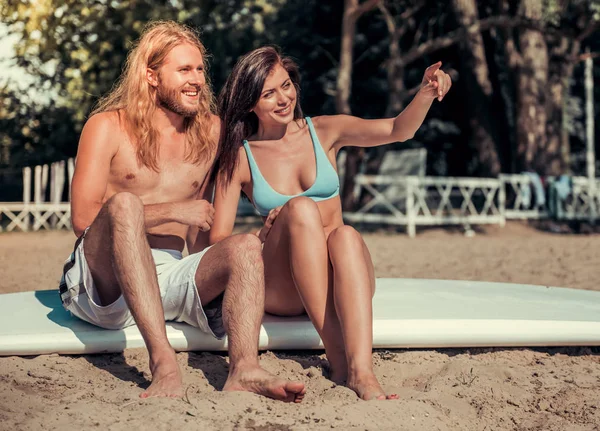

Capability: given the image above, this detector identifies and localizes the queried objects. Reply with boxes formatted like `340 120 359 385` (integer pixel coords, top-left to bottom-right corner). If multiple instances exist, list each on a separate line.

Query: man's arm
187 176 215 254
70 112 186 236
143 202 185 229
70 113 119 237
188 114 222 253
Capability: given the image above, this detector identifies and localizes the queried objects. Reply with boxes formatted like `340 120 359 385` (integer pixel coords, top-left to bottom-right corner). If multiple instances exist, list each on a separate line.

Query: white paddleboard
2 278 600 356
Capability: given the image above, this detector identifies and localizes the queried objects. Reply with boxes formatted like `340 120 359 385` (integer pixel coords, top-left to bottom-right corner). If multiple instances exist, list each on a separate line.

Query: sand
1 222 599 430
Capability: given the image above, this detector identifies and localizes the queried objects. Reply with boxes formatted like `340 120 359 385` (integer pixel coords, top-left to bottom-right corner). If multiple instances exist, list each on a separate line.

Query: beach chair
376 148 427 208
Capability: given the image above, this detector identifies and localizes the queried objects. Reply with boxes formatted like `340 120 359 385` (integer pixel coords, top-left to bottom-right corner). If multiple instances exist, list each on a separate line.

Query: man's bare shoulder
80 111 125 155
84 110 124 133
209 113 221 140
209 113 221 126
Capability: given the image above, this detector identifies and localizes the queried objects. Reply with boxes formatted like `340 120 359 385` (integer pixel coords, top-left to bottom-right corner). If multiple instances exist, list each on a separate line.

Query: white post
33 165 43 231
50 162 57 203
56 160 66 203
498 177 506 227
41 164 49 203
585 49 596 222
22 166 32 231
22 167 31 204
67 158 75 201
50 162 59 227
34 165 42 204
406 177 416 238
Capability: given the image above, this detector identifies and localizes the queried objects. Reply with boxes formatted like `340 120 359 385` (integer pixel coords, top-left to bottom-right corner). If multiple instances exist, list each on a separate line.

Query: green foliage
0 86 77 168
0 0 345 168
0 0 598 176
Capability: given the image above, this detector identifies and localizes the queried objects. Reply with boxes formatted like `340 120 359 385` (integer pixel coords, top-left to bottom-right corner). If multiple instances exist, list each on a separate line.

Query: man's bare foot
223 365 306 403
140 352 183 399
347 371 398 401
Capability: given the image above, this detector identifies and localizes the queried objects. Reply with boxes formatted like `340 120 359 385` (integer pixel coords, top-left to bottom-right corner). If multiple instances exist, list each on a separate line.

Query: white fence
500 174 600 222
0 159 74 232
2 158 599 236
344 174 600 237
344 175 504 237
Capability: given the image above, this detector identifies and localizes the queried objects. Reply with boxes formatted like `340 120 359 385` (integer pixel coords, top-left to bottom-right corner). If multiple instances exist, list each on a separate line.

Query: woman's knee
105 192 144 219
327 225 362 250
283 197 321 227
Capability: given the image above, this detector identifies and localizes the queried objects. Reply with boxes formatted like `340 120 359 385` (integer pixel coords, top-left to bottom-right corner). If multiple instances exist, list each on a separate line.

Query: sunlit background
0 0 599 228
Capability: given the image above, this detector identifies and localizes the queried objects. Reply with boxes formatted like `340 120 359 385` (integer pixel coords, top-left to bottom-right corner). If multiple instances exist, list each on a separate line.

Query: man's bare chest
108 146 210 201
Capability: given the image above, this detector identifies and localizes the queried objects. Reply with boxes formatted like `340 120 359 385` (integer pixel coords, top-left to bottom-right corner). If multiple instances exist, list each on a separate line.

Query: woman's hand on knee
258 206 282 242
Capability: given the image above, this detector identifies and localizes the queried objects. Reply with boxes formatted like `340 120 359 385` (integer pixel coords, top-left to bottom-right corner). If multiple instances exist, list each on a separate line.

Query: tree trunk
363 2 405 178
515 0 548 173
451 0 502 176
541 37 578 175
336 0 380 210
335 0 358 116
358 3 405 208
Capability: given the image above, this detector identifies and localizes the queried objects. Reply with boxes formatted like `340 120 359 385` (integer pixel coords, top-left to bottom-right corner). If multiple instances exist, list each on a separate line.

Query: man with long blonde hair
59 21 305 402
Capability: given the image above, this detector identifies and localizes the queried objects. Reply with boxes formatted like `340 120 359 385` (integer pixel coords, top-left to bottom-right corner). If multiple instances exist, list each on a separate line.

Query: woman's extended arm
323 62 451 150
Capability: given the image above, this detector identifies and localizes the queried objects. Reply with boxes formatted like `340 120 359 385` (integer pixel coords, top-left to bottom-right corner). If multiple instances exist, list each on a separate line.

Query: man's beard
156 84 203 118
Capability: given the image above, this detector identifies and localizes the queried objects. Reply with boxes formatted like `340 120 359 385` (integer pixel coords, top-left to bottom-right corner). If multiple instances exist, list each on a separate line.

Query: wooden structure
345 173 600 237
0 159 74 232
2 156 599 236
344 175 503 237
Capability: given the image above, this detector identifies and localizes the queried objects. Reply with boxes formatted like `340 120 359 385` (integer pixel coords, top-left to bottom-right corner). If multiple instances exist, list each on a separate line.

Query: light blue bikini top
242 117 340 216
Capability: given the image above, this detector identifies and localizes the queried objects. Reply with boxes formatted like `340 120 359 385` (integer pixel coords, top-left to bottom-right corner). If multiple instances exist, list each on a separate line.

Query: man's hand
257 206 282 243
174 200 215 231
420 61 452 102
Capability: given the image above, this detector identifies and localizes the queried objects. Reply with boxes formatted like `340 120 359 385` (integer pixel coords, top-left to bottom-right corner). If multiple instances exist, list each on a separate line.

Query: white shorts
58 230 225 339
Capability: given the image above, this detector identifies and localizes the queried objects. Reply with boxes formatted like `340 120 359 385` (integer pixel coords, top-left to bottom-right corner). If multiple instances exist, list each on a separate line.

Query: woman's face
252 63 297 127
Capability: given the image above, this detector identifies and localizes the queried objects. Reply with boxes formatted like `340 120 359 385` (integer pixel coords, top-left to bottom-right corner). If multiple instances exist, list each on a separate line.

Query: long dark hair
216 46 303 186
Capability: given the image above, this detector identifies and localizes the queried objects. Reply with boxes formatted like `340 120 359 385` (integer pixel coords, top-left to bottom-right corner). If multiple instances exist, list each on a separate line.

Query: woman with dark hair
210 46 451 401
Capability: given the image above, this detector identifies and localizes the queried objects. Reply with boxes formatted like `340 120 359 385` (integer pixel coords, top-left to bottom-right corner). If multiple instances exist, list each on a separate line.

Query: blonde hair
92 21 217 171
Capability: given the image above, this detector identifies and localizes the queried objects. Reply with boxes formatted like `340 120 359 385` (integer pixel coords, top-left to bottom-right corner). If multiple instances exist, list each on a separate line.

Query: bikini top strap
242 140 260 172
305 117 320 149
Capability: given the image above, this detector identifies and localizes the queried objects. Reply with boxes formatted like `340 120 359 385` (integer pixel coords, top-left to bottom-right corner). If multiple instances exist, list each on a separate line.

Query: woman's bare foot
347 370 398 401
328 367 347 385
325 348 348 384
223 365 306 403
140 351 183 399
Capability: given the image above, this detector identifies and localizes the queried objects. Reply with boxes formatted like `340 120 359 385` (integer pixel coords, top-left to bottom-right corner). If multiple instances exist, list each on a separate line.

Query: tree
336 0 381 210
499 0 599 175
0 0 299 166
450 0 502 176
0 86 77 167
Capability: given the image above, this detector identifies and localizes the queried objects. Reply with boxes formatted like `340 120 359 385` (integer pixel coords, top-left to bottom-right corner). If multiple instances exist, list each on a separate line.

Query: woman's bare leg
327 225 398 400
262 197 347 379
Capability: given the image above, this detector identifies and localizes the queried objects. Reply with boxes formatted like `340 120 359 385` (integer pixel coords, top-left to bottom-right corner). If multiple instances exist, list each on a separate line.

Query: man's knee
220 234 263 266
284 197 321 227
105 192 144 220
327 225 362 250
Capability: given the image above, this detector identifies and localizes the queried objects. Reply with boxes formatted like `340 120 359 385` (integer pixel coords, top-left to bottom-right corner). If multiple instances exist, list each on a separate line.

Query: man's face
155 43 206 117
